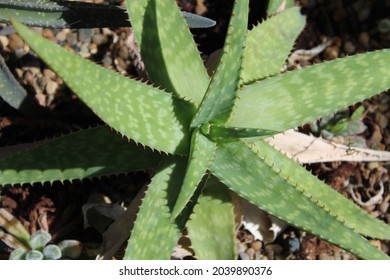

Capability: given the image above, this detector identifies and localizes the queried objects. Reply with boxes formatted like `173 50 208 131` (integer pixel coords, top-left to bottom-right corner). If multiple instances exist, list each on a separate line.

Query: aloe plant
1 0 390 260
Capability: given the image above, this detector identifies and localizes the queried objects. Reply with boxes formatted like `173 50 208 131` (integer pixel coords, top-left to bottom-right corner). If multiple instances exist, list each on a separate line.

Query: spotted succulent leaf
202 124 278 141
0 0 215 29
12 20 193 155
124 157 185 260
125 0 210 105
241 7 305 84
247 140 390 239
187 176 236 260
0 126 161 185
191 0 248 128
210 141 389 260
230 50 390 132
171 129 216 218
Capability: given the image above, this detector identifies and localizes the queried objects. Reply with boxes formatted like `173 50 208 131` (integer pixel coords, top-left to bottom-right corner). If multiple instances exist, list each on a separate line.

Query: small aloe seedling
0 209 82 260
1 0 390 259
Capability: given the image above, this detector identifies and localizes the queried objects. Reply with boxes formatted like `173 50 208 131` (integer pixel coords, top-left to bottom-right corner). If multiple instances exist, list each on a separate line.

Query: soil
0 0 389 260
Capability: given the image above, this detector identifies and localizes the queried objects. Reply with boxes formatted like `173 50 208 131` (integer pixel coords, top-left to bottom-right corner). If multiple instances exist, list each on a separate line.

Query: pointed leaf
0 0 129 29
0 126 161 185
0 0 215 29
13 20 192 154
191 0 249 127
187 176 236 260
126 0 210 105
124 157 186 260
202 124 277 141
230 50 390 131
171 129 216 218
248 140 390 239
210 141 389 259
242 7 305 84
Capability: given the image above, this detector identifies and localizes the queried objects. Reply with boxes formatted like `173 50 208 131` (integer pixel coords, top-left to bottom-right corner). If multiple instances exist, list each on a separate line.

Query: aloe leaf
267 0 295 14
0 126 161 185
187 176 236 260
13 20 193 155
210 141 389 260
0 0 128 28
181 12 216 29
171 129 216 218
191 0 249 128
248 140 390 239
0 0 215 29
202 124 277 141
0 54 47 116
230 50 390 131
241 7 305 84
0 208 30 248
126 0 210 105
124 157 186 260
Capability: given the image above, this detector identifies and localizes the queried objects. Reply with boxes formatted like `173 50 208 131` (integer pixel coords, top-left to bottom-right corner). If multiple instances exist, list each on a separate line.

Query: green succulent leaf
230 50 390 131
0 126 161 185
202 124 278 141
124 157 186 260
241 7 305 84
43 244 62 260
210 141 389 260
187 176 236 260
0 0 215 29
126 0 210 105
191 0 249 128
29 230 51 251
8 248 26 260
248 140 390 239
267 0 295 14
13 20 193 154
25 249 44 260
171 129 216 218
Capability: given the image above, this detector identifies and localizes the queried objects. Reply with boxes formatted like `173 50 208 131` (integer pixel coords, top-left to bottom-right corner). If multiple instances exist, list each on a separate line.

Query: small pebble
92 33 107 45
344 41 356 53
251 240 262 251
46 80 58 95
358 32 370 48
42 28 55 41
245 248 255 260
43 69 56 80
118 46 129 60
55 30 67 42
0 35 9 48
324 46 339 60
66 32 78 46
89 43 98 55
319 253 335 260
375 112 388 129
8 34 24 51
115 57 127 71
